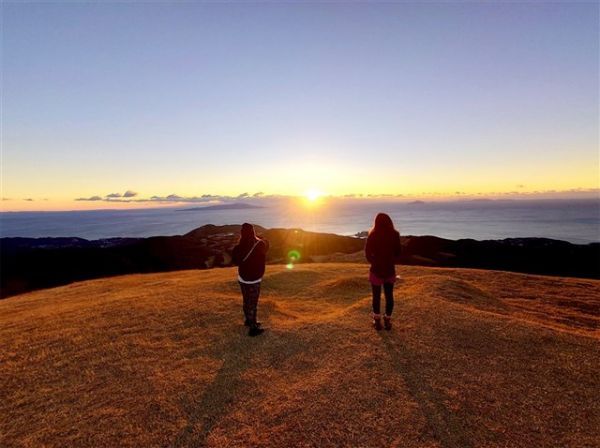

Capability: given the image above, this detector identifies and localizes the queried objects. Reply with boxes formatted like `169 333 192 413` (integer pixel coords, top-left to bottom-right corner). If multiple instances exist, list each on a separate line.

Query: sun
301 189 326 208
304 189 323 203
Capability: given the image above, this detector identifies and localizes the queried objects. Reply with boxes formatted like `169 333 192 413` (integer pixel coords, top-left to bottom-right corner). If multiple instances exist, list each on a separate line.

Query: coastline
2 224 599 299
1 198 599 244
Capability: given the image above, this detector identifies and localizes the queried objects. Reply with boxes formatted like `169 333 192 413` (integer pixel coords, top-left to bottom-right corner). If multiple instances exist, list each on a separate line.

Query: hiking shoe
384 315 392 331
248 326 265 337
244 319 261 327
372 314 383 331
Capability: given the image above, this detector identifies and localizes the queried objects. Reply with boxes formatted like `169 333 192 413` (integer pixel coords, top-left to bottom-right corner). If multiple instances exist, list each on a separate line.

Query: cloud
73 188 600 205
166 194 182 200
75 195 103 201
76 191 138 202
145 194 235 203
1 197 11 201
73 191 272 204
24 198 34 202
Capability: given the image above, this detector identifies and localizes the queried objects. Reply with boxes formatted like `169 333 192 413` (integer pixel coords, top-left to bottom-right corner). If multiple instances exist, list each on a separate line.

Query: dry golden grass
1 263 599 447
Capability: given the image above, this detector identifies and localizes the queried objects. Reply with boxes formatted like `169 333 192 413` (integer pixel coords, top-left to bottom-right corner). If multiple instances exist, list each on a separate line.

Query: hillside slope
1 264 599 447
3 224 598 298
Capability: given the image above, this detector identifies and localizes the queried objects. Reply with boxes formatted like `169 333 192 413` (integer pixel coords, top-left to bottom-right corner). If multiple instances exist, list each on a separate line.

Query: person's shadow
173 323 304 447
377 330 475 448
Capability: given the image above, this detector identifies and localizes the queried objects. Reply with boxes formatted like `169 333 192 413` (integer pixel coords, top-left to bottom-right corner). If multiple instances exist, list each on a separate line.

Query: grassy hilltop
1 263 599 447
3 224 599 298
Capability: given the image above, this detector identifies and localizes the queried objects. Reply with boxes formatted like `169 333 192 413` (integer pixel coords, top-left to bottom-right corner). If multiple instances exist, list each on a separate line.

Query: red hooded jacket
365 230 401 279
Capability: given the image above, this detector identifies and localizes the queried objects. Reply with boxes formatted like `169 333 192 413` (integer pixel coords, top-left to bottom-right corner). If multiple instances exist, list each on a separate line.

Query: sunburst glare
304 189 324 203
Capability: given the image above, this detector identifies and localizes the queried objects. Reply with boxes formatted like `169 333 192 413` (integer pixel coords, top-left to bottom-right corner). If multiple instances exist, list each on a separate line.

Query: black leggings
372 283 394 316
240 282 261 324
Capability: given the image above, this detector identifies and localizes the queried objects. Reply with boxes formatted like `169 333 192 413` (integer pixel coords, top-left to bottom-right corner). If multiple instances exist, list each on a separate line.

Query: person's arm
231 245 241 266
365 235 375 264
394 232 402 262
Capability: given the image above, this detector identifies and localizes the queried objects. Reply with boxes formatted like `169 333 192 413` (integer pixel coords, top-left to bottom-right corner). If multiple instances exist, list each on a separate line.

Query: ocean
1 199 599 244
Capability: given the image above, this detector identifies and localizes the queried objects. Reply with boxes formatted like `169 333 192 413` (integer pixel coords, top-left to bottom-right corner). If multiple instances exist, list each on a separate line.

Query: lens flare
286 249 301 270
287 249 301 262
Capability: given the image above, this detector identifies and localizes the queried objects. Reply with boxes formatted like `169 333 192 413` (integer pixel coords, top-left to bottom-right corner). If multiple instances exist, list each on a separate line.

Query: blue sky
2 2 598 210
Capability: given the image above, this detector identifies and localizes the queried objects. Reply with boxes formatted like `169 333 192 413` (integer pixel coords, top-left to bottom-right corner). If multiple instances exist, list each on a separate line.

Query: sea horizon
2 198 598 244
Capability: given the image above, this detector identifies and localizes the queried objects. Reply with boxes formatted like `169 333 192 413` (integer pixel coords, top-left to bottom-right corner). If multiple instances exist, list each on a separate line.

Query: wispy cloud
73 192 254 204
75 195 103 201
71 188 600 204
76 190 139 202
144 194 236 203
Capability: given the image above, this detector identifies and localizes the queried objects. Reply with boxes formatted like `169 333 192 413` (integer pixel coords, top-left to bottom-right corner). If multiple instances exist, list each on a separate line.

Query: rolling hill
2 224 599 298
1 264 599 447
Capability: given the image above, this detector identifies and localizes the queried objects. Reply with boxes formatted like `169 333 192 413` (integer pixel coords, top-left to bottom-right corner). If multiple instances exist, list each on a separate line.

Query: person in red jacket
365 213 402 330
232 223 269 336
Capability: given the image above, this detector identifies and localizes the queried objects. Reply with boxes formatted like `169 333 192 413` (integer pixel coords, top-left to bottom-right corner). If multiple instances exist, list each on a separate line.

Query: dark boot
244 319 261 327
384 315 392 331
372 313 382 331
248 324 264 337
244 318 251 326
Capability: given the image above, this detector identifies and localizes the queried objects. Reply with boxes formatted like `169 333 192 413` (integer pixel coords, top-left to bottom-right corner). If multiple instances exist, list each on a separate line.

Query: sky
2 1 599 211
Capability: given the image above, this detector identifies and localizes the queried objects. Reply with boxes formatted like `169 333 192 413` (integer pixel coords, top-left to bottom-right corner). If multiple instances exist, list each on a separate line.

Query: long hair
239 222 257 247
369 213 396 236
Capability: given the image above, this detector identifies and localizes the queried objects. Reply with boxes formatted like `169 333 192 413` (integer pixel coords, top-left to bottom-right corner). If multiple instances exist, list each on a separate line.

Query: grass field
1 263 599 447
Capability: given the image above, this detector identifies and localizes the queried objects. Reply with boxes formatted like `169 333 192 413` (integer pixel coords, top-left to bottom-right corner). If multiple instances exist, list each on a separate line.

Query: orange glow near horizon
1 184 599 212
2 147 599 212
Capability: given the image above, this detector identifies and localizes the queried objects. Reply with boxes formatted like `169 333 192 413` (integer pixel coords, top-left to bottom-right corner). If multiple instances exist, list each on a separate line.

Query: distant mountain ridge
177 202 263 212
1 224 599 298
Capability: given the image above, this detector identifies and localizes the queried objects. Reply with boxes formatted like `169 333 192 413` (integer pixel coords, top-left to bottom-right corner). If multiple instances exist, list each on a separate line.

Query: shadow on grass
173 327 307 447
173 330 261 447
378 331 474 448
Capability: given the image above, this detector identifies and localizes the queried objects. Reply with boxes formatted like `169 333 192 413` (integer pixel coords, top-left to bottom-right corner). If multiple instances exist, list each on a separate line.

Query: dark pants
239 282 261 324
372 283 394 316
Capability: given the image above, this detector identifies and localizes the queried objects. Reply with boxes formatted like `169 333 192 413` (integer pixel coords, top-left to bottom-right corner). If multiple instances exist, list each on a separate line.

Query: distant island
177 202 264 212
